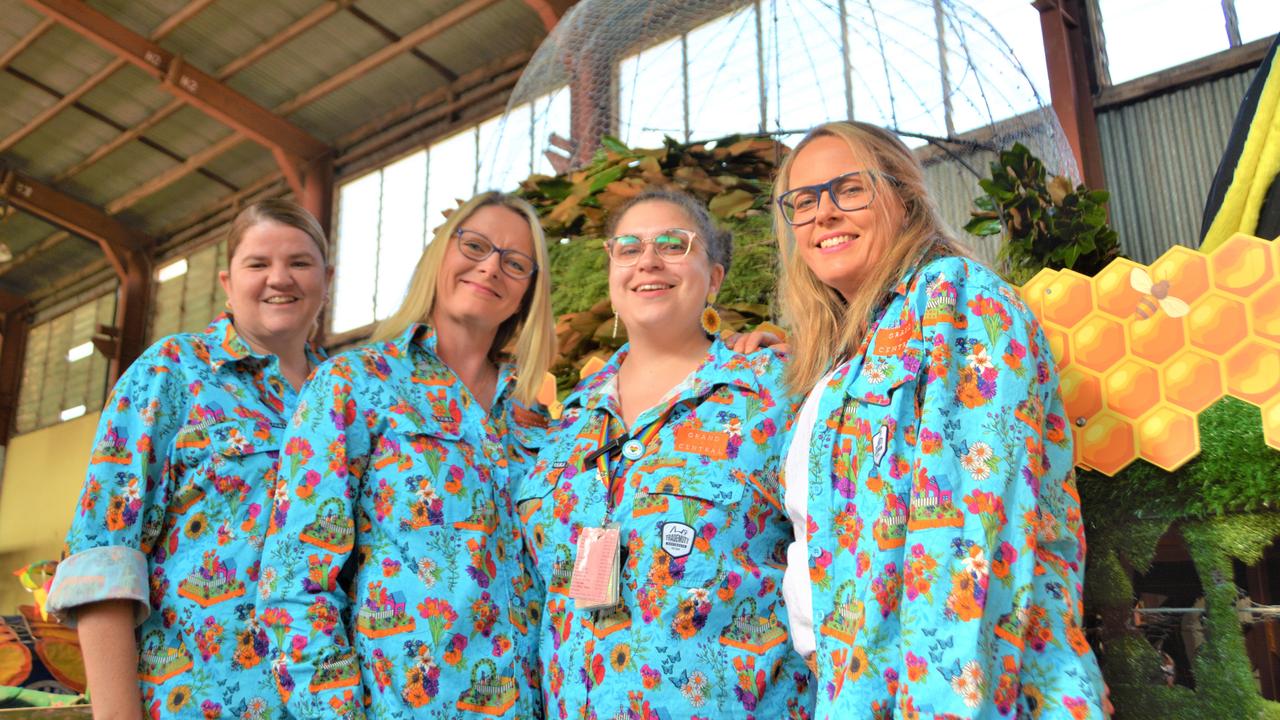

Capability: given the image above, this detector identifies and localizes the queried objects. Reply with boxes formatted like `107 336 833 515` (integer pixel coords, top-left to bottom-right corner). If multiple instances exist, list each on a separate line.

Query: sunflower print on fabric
48 313 324 718
257 323 548 719
798 256 1107 719
515 339 815 720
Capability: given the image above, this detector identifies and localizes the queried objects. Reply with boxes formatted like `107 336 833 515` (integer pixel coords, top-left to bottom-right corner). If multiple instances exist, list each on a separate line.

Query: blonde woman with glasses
257 192 554 718
772 122 1107 718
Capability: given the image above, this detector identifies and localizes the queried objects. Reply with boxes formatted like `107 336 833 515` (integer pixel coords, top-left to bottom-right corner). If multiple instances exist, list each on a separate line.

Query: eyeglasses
454 228 538 280
776 170 898 226
604 229 697 267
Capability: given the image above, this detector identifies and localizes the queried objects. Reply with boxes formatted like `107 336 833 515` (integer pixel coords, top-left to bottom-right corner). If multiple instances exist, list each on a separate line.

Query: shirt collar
564 337 764 416
394 322 518 408
206 313 327 371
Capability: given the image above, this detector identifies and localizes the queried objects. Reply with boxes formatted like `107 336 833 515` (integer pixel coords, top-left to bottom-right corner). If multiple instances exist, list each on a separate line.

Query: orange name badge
568 526 620 611
873 323 912 356
674 426 730 459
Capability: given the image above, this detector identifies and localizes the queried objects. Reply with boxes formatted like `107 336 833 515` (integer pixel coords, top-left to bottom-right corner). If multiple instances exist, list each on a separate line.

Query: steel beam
1034 0 1107 190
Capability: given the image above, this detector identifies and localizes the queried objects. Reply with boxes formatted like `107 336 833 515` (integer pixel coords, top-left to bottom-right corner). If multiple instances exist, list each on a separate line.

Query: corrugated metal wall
1097 70 1253 264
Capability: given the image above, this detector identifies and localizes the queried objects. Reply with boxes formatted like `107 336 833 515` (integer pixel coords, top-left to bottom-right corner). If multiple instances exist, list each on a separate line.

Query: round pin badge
622 439 645 460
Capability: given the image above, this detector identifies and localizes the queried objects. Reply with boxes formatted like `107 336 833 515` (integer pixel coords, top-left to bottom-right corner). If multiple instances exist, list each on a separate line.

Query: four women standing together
49 120 1107 719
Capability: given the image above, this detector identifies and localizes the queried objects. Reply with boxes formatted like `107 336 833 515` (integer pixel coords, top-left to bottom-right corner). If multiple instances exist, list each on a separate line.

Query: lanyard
583 397 689 520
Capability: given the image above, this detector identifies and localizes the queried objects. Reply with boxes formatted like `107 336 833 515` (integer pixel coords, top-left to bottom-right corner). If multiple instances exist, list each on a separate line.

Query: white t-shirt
781 369 837 658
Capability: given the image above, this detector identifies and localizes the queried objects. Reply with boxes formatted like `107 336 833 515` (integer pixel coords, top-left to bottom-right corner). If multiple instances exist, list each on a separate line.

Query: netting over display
479 0 1078 202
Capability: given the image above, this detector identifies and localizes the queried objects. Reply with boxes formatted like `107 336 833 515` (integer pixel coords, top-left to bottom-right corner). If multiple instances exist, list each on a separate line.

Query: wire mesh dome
479 0 1078 213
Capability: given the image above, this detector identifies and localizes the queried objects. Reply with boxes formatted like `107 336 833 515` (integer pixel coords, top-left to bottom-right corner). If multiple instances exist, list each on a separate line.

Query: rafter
521 0 575 32
1 0 221 156
0 17 55 70
278 0 501 114
0 169 148 278
53 1 349 184
82 0 506 215
24 0 328 165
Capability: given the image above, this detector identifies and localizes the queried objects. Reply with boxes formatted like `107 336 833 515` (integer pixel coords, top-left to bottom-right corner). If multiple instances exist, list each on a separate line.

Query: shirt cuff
47 545 150 628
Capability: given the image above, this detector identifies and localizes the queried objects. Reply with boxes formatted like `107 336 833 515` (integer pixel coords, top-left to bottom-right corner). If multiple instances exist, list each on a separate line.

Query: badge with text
569 526 621 611
660 522 696 558
873 423 889 465
673 426 729 459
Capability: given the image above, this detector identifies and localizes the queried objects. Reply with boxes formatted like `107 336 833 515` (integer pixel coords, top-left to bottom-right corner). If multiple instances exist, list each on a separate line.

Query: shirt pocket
170 418 282 515
633 477 746 590
381 413 499 533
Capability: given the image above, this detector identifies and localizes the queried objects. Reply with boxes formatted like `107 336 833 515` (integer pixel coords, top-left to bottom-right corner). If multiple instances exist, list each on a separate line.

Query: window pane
479 103 533 191
618 36 685 149
532 90 571 175
425 129 478 233
377 150 427 320
1236 1 1280 44
1100 0 1230 84
687 5 761 140
331 171 381 334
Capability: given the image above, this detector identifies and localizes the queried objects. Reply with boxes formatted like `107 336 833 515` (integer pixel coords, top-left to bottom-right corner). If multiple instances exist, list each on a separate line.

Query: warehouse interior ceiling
0 0 572 308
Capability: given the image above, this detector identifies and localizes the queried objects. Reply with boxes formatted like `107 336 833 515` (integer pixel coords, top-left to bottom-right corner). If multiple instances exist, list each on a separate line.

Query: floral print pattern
256 324 547 719
516 339 814 719
48 313 323 718
798 256 1106 718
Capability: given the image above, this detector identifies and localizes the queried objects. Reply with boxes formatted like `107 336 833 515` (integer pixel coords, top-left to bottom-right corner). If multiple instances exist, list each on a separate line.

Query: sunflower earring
700 292 721 336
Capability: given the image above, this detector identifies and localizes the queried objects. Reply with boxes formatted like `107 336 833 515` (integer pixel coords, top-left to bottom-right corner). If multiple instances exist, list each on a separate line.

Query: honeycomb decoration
1018 233 1280 476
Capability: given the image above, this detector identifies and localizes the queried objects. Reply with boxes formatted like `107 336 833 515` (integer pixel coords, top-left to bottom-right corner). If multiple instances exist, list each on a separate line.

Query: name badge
673 426 729 459
660 522 696 558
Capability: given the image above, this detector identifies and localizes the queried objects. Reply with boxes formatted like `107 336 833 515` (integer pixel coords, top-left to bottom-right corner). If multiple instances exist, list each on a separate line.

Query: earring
612 311 619 339
700 292 721 336
224 300 232 311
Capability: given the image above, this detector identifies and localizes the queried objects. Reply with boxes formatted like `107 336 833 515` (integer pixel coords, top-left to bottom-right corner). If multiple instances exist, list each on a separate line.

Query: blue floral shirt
256 323 548 719
515 339 814 720
48 313 324 719
798 256 1106 719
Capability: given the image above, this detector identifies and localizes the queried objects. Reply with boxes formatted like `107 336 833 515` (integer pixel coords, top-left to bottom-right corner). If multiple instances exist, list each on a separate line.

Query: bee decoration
1129 267 1190 319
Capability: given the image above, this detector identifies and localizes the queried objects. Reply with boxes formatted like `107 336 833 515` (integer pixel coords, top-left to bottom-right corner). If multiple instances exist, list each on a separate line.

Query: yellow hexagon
1249 281 1280 344
1105 359 1161 419
1149 245 1212 305
1043 324 1071 369
1136 406 1200 472
1059 367 1103 427
1127 313 1186 366
1223 340 1280 407
1162 349 1224 413
1019 267 1060 320
1262 396 1280 452
1093 258 1146 320
1072 314 1127 373
1209 233 1275 298
1078 411 1137 476
1042 271 1095 330
1186 292 1249 357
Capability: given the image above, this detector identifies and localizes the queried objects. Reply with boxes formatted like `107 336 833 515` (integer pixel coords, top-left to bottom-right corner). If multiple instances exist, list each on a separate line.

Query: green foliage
1078 396 1280 719
965 143 1120 283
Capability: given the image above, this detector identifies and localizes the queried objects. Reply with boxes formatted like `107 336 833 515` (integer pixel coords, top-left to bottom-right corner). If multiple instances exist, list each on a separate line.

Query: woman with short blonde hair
774 121 1107 717
258 191 555 717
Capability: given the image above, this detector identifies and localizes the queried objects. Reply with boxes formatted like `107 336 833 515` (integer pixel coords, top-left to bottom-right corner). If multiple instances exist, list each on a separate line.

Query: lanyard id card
568 524 620 611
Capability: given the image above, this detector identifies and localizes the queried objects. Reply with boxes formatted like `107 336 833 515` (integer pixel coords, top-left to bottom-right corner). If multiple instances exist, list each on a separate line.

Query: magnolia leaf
964 217 1003 236
1047 176 1073 206
708 189 755 218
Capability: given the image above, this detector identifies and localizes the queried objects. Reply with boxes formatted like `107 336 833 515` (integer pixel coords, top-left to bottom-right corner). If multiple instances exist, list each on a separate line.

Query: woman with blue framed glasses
256 191 555 718
514 188 813 719
772 120 1107 718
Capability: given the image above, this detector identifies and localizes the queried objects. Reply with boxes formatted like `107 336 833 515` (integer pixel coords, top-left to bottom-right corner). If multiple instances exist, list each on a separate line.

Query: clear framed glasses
776 170 898 226
454 228 538 280
604 229 697 267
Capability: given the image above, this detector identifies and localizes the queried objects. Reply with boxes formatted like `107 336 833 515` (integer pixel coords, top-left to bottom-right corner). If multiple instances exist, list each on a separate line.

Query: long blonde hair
371 192 555 405
773 121 970 394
